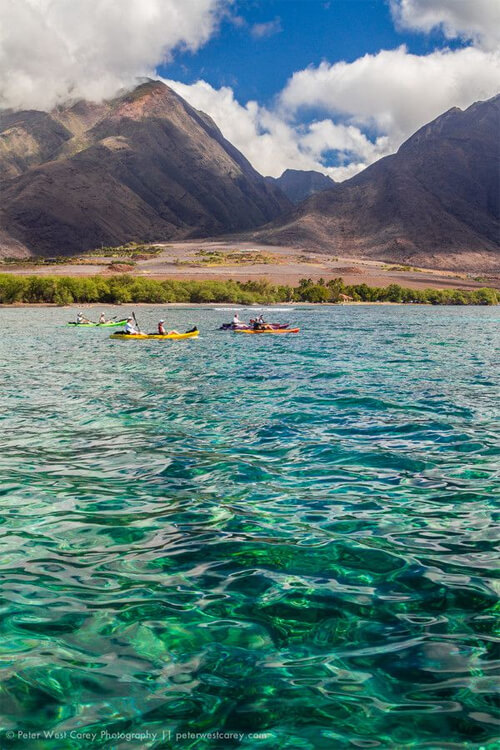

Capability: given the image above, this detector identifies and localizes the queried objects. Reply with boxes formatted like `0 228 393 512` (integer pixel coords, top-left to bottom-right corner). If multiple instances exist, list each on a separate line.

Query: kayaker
77 312 92 325
158 319 180 335
98 312 107 324
253 317 272 331
232 313 242 326
124 317 139 335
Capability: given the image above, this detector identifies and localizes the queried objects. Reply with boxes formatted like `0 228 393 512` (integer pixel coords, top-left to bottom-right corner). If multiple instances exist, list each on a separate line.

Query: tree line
0 274 497 305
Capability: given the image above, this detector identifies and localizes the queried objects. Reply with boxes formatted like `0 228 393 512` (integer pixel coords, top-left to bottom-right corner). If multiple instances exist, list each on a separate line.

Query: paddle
132 311 141 334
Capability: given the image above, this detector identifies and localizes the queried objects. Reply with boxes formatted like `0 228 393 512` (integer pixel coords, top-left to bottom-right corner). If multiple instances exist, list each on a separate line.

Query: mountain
266 169 335 204
253 95 500 271
0 80 290 256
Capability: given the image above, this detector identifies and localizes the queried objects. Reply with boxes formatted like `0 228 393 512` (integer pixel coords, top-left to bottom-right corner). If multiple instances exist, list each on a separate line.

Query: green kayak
67 319 127 328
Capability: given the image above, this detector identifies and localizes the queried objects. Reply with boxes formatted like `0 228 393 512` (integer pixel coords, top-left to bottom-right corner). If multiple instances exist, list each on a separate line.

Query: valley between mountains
0 80 498 274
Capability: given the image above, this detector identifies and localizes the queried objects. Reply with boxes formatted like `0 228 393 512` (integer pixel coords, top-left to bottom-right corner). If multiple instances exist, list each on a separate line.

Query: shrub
0 273 497 306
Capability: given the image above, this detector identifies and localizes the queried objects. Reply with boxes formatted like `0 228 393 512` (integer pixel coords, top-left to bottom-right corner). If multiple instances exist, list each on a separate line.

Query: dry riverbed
2 240 498 291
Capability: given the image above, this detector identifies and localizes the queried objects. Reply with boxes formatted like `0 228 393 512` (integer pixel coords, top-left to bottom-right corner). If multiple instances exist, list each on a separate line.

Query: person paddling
253 314 272 331
98 312 107 324
77 312 92 325
124 317 139 335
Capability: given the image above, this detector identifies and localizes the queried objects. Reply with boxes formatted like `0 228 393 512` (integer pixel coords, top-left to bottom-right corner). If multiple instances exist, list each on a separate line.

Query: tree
299 284 331 303
385 284 404 303
473 288 498 305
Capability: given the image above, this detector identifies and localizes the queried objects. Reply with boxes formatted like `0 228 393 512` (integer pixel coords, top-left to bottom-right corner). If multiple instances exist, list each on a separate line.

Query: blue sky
161 0 463 107
159 0 499 178
3 1 499 179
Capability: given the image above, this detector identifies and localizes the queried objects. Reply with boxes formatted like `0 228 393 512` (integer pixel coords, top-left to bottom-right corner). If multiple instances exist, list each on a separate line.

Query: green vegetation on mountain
0 274 497 306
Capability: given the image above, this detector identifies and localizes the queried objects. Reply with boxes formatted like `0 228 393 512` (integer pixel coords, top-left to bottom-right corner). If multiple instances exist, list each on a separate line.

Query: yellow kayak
110 331 199 340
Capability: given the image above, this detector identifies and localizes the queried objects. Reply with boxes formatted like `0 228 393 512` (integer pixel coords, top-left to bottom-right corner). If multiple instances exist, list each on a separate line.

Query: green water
0 305 498 749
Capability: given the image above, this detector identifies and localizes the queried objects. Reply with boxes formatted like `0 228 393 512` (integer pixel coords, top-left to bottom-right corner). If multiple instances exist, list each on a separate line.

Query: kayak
67 320 127 327
110 331 199 340
234 327 299 335
219 323 289 330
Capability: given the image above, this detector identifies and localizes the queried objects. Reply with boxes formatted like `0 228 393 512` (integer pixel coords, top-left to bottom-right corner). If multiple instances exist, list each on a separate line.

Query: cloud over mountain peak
0 0 227 111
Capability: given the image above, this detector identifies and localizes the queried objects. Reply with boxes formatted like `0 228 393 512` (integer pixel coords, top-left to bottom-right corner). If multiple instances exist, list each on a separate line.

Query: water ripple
0 305 498 748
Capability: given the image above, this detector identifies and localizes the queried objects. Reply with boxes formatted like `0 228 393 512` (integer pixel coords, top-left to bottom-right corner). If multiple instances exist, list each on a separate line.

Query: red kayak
233 327 300 335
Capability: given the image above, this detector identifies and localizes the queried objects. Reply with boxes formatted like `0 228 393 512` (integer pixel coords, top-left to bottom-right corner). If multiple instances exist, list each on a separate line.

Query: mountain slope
266 169 335 204
253 96 500 271
0 81 290 256
0 110 72 180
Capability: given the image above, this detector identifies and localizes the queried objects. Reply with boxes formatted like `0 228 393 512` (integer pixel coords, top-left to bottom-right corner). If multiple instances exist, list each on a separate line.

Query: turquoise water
0 305 498 749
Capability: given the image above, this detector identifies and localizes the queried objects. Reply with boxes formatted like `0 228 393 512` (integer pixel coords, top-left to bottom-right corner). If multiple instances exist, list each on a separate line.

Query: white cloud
1 0 498 183
250 17 282 39
300 121 390 167
165 78 391 179
0 0 228 110
390 0 500 50
280 45 500 150
168 38 500 181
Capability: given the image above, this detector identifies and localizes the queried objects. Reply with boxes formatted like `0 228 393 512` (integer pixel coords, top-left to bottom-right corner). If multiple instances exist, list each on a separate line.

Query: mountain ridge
250 95 500 271
1 86 498 271
0 80 290 256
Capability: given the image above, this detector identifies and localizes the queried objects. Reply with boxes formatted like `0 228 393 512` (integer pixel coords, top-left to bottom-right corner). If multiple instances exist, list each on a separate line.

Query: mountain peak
107 79 180 121
254 95 500 272
399 94 500 153
267 168 335 204
127 79 166 94
119 79 169 103
0 81 290 256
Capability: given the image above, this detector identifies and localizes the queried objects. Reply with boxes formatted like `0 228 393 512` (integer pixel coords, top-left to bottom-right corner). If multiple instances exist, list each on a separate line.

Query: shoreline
0 301 494 309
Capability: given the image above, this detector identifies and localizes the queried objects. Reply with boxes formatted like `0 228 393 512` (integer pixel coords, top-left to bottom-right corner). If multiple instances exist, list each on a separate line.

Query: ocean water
0 305 498 749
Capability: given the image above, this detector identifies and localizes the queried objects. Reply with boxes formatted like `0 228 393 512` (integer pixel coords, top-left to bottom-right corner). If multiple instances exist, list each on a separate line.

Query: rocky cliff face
0 80 290 256
253 95 500 271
